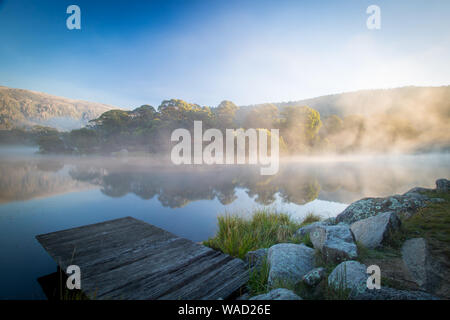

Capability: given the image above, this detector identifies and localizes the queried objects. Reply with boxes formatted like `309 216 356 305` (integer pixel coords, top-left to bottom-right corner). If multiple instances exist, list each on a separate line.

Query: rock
436 178 450 192
403 187 433 196
267 243 315 287
357 287 440 300
310 225 358 263
295 221 329 238
430 198 445 203
328 261 367 297
323 217 337 225
302 267 326 287
336 192 430 224
401 238 442 293
250 288 302 300
245 248 268 269
350 212 401 249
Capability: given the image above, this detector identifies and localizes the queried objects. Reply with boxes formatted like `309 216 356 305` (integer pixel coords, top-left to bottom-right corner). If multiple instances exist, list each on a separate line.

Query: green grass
204 189 449 299
203 209 322 260
204 209 323 297
355 190 450 293
298 233 313 247
355 190 450 261
356 241 400 261
402 191 450 261
247 258 271 296
300 212 322 226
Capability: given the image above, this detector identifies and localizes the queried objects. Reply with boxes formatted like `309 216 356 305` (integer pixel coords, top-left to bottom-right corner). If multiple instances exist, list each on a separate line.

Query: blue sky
0 0 449 109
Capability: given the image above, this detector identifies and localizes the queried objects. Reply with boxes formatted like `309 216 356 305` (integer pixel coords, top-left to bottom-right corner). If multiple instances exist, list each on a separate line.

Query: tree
89 109 131 135
243 104 279 129
213 100 238 129
322 115 344 135
37 134 67 153
280 106 322 153
69 128 99 154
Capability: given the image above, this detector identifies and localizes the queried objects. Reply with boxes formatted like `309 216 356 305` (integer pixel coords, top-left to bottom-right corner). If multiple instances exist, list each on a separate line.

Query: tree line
26 98 388 155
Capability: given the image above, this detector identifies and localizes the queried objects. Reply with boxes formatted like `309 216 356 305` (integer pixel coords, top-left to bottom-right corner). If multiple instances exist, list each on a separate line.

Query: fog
1 152 448 207
318 86 450 154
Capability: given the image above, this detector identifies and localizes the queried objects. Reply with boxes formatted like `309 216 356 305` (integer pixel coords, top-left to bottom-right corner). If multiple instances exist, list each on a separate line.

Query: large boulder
310 225 358 263
267 243 315 287
328 261 367 297
350 211 401 249
436 178 450 192
250 288 302 300
401 238 443 293
336 193 429 224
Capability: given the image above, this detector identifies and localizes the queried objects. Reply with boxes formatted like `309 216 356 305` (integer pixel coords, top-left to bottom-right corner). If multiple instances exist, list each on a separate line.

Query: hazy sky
1 0 449 109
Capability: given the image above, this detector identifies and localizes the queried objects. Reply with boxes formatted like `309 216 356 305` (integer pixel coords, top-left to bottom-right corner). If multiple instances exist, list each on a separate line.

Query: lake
0 147 449 299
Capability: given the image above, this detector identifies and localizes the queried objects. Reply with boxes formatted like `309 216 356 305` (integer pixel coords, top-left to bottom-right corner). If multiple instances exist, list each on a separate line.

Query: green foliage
243 104 279 129
0 128 34 145
402 191 450 260
32 95 334 155
355 241 400 262
300 212 322 226
37 134 67 153
203 209 302 260
90 109 131 134
3 85 450 155
247 258 270 296
213 100 238 129
69 128 99 154
298 233 313 247
296 212 322 247
322 115 344 135
204 209 358 300
280 106 322 153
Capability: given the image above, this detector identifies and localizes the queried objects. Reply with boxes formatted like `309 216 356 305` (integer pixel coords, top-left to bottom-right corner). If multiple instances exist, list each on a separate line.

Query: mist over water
1 152 449 207
0 149 449 299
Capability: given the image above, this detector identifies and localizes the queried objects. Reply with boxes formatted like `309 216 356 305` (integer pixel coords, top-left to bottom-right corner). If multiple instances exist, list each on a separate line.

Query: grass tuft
204 209 325 298
203 209 322 260
203 209 304 259
247 258 271 296
300 212 322 227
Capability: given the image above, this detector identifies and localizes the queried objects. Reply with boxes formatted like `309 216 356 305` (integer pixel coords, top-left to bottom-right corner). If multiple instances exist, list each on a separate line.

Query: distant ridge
242 85 450 118
0 86 120 131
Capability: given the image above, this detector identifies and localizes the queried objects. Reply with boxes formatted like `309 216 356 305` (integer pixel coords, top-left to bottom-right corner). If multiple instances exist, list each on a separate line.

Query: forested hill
2 85 449 155
243 86 450 118
0 86 119 131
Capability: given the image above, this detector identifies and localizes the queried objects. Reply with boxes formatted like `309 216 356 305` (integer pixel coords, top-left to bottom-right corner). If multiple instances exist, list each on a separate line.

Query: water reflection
1 153 449 207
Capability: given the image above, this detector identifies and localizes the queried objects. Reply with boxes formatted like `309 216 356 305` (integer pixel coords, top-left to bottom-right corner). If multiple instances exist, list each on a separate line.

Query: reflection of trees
0 159 89 203
2 155 447 206
241 175 278 205
279 180 320 205
67 162 325 208
36 159 64 172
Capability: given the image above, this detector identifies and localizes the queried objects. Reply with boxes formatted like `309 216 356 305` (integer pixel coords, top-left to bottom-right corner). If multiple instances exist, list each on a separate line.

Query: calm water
0 147 449 299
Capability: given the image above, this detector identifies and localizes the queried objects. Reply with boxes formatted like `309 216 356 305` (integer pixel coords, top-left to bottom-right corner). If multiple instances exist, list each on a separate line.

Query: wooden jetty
36 217 248 300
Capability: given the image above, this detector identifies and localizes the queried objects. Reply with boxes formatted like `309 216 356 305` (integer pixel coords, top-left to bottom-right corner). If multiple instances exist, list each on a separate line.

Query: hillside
0 86 119 131
269 86 450 118
237 86 450 153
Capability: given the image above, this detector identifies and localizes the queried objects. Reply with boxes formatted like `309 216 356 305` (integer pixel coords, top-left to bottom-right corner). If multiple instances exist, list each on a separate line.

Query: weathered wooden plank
36 217 249 300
